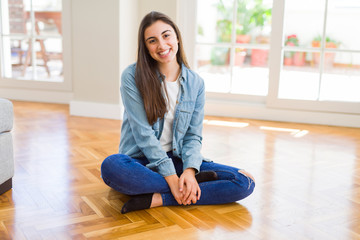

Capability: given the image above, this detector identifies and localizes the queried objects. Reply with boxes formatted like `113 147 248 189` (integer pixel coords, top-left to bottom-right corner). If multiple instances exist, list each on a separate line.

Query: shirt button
173 148 176 151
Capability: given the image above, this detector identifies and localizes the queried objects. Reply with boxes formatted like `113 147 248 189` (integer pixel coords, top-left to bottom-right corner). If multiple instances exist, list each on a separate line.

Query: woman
101 11 255 214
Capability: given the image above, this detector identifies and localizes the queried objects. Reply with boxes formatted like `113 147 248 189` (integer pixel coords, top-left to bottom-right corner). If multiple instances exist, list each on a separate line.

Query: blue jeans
101 153 255 206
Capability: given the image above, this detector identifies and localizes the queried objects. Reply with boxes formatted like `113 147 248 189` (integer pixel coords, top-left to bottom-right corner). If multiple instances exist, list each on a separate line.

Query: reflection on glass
320 52 360 102
197 0 233 43
196 45 231 93
279 50 320 100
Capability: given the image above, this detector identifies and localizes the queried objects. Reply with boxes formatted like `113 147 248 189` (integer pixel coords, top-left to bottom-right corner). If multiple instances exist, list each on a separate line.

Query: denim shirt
119 63 205 177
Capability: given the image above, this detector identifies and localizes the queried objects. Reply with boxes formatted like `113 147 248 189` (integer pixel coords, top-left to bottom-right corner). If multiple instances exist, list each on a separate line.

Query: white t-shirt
160 78 180 152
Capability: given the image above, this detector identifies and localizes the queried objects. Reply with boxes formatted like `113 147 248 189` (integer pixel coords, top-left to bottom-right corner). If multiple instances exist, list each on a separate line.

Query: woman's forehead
144 20 174 38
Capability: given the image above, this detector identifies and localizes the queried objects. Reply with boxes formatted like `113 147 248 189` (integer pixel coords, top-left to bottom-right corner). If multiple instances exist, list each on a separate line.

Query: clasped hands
165 168 201 205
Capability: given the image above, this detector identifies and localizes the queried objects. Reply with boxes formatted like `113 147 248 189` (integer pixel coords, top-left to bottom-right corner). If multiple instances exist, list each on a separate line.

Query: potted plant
311 35 339 67
283 34 305 66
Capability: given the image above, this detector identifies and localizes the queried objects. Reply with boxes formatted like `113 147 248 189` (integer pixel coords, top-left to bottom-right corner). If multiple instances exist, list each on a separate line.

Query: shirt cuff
183 158 202 174
157 158 177 177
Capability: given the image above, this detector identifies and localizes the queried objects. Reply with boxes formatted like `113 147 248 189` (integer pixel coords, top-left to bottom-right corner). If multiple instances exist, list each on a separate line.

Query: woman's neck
159 61 181 82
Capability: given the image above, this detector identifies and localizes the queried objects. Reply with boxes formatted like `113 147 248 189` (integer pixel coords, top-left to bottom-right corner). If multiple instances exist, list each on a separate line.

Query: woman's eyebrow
145 30 172 42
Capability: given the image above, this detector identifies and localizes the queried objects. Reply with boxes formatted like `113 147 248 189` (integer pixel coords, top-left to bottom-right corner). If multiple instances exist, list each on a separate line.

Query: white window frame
0 0 72 92
179 0 360 118
267 0 360 114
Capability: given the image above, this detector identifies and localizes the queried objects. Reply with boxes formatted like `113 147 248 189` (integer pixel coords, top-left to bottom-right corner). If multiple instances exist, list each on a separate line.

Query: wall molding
0 88 73 104
70 101 123 120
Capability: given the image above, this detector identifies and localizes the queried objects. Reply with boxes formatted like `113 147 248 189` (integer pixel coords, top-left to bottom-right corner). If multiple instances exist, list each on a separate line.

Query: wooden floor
1 101 360 240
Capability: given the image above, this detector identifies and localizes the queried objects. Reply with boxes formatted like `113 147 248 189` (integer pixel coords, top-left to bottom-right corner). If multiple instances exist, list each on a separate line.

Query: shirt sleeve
181 77 205 173
120 67 176 177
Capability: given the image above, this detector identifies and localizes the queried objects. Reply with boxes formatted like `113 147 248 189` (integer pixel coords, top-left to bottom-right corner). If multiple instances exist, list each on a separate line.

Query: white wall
70 0 139 119
138 0 178 23
70 0 177 119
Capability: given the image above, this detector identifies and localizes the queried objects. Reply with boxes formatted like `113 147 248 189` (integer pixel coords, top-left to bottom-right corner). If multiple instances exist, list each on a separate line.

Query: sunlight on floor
203 120 249 128
259 126 309 138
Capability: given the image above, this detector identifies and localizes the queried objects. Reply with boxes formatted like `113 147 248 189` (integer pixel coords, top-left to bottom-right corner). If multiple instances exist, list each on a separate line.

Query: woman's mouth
159 49 170 57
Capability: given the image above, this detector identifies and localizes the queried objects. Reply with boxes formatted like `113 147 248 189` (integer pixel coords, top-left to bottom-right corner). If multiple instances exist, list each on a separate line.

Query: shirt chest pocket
176 101 195 134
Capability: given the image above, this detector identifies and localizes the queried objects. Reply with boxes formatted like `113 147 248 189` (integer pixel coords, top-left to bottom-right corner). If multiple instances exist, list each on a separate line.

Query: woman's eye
164 34 170 38
149 39 155 44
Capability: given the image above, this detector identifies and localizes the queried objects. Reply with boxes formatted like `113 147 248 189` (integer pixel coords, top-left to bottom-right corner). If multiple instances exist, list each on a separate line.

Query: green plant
285 34 299 46
312 35 340 48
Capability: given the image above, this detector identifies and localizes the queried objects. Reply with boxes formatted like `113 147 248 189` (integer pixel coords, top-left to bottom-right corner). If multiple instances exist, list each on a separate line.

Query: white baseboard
0 88 73 103
70 101 123 120
205 99 360 128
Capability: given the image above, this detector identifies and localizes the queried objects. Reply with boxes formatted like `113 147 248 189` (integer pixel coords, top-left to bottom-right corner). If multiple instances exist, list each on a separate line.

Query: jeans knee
101 154 128 179
233 170 255 200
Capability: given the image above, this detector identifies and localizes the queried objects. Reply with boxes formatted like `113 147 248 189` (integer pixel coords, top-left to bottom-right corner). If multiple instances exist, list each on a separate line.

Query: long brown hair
136 11 189 125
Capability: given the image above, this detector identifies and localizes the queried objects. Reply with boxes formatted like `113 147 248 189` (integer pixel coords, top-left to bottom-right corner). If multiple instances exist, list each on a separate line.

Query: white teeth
159 49 170 56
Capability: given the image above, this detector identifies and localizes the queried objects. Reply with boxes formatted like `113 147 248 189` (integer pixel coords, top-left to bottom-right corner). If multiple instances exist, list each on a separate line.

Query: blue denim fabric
119 63 206 177
101 153 255 206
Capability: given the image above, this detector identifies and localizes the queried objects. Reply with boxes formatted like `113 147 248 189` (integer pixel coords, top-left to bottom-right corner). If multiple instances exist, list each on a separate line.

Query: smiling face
144 20 179 66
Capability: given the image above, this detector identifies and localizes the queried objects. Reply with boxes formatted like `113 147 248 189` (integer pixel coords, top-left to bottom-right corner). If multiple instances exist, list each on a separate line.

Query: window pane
32 0 62 11
284 0 325 49
320 52 360 102
279 50 320 100
32 37 63 81
326 0 360 51
197 0 233 43
196 45 231 93
1 0 63 82
232 48 268 95
237 0 272 45
2 0 31 35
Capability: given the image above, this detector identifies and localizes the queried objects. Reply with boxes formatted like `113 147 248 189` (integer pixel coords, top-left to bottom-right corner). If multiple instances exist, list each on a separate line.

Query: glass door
268 0 360 114
195 0 273 99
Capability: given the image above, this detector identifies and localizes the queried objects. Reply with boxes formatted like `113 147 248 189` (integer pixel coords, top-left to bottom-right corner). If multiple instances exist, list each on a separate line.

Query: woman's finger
197 185 201 200
179 176 185 192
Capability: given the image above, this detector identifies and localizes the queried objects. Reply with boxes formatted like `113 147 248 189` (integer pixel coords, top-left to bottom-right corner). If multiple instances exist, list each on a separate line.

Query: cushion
0 99 13 133
0 132 14 184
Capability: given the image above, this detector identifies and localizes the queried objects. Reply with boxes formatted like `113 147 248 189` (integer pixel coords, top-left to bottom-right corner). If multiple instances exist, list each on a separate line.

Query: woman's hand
164 174 184 205
179 168 201 205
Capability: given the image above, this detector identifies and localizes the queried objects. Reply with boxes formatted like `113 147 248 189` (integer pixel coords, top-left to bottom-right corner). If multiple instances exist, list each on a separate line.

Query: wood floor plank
0 101 359 239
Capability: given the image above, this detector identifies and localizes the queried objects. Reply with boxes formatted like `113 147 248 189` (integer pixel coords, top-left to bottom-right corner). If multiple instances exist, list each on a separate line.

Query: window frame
0 0 72 92
180 0 360 115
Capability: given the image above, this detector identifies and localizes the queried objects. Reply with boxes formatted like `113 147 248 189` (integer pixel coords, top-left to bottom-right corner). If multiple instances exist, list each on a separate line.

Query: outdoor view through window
0 0 63 82
195 0 360 104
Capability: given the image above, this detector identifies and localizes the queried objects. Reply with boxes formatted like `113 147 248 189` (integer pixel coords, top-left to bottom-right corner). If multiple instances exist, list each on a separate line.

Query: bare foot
150 193 163 208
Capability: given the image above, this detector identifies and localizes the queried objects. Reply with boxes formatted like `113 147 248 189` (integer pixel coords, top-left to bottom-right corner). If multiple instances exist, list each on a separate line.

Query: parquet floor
1 101 360 239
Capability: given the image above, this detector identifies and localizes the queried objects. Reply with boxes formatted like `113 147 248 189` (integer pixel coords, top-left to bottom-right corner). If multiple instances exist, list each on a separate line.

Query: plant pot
311 41 337 67
235 51 246 66
236 34 251 43
284 57 293 66
293 52 305 66
251 49 268 66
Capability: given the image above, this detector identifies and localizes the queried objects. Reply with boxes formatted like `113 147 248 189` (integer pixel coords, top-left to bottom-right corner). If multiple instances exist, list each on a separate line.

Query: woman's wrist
183 168 195 176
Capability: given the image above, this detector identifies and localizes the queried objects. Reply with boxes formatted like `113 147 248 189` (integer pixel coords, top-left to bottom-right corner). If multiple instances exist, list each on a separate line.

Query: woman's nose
157 39 166 49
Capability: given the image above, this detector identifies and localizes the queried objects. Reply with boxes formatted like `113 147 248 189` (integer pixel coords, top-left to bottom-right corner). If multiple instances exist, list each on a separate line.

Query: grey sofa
0 98 14 195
